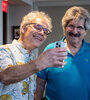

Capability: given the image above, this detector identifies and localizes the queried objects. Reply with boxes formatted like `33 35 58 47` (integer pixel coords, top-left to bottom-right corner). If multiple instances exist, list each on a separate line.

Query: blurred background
0 0 90 57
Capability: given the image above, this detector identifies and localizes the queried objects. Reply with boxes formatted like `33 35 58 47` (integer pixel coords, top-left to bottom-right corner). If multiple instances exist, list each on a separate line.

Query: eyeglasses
67 24 85 31
26 23 50 36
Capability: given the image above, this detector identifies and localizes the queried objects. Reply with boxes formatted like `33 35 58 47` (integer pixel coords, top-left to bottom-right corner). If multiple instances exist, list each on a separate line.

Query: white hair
20 11 52 34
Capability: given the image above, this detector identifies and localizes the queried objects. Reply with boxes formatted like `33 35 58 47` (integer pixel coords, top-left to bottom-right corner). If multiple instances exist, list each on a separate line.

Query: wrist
33 59 43 72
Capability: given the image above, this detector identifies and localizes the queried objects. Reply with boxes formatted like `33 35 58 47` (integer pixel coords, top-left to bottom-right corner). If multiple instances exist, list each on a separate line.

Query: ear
84 30 88 36
22 25 27 34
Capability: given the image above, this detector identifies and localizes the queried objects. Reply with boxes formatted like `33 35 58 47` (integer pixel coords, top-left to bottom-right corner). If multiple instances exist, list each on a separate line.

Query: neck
65 40 82 56
18 37 32 54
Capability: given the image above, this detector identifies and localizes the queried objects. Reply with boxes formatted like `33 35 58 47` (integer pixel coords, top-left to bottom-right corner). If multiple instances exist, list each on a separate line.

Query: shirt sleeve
36 69 47 80
0 47 14 71
0 47 15 92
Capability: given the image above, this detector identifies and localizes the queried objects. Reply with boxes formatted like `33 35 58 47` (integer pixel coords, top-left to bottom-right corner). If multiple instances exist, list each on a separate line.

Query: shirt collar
12 39 32 55
61 36 89 55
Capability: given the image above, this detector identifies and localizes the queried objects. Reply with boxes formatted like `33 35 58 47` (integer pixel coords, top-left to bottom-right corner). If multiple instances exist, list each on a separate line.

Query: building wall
7 5 31 43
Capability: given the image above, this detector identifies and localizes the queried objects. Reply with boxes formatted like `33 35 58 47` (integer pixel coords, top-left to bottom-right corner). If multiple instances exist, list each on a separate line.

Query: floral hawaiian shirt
0 40 36 100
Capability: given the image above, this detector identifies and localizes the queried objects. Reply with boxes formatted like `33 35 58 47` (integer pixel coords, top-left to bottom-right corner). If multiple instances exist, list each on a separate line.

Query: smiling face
20 17 49 51
64 19 87 46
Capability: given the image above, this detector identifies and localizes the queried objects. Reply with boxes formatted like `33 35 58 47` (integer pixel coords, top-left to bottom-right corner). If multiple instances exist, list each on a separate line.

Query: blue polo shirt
37 37 90 100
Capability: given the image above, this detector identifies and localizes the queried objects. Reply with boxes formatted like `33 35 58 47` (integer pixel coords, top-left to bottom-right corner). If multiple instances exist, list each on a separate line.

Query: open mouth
33 34 43 41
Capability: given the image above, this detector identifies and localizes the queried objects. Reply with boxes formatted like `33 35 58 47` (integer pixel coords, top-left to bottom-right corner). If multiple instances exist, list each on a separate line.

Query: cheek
64 30 69 36
26 31 33 39
81 31 87 38
64 28 69 35
44 36 47 41
84 32 87 37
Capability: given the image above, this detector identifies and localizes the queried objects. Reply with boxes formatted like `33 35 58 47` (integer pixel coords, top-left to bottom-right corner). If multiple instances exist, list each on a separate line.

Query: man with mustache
0 11 67 100
35 6 90 100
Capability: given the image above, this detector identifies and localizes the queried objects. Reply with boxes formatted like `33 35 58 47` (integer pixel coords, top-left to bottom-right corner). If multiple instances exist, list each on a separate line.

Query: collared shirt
0 40 36 100
37 37 90 100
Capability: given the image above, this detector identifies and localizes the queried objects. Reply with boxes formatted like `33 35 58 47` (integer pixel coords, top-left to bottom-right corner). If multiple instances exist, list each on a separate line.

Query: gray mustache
69 32 81 37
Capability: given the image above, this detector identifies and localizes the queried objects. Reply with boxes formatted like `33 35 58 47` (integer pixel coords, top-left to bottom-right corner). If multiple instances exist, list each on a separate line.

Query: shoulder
83 40 90 53
0 44 12 55
84 41 90 50
44 42 56 52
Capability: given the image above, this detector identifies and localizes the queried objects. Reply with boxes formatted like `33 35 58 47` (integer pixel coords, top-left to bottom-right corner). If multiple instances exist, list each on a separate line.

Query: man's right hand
34 47 67 71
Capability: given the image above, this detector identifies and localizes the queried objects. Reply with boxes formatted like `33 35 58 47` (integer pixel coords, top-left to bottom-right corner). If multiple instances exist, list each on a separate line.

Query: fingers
56 52 67 57
54 47 67 52
52 60 67 67
38 48 68 70
47 47 67 54
46 48 67 67
56 56 67 61
48 47 67 54
48 48 67 58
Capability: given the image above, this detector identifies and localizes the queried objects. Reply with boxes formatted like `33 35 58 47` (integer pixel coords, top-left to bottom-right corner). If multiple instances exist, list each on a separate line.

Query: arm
0 61 39 85
0 47 67 85
34 76 46 100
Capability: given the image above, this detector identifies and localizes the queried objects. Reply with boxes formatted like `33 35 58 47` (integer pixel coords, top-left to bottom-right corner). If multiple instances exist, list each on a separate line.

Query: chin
71 40 79 45
34 44 41 48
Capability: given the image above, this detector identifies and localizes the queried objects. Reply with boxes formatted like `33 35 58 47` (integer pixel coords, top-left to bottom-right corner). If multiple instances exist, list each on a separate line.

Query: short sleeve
0 47 14 72
36 69 47 80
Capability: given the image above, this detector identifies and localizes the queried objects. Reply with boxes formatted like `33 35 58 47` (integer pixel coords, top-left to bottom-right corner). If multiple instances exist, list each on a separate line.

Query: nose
38 29 45 35
72 27 78 34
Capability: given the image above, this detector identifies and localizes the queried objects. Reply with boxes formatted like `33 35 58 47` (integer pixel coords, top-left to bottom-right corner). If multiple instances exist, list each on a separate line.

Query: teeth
36 37 42 41
33 34 42 41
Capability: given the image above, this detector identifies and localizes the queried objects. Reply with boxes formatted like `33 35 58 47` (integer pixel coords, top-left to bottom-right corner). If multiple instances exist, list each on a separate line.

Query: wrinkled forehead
68 18 85 25
32 17 48 28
